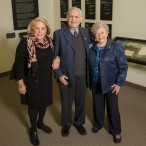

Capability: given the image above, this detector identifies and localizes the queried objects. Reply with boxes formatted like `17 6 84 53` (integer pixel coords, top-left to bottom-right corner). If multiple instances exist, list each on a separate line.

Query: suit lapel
63 27 89 52
63 27 75 51
79 27 88 50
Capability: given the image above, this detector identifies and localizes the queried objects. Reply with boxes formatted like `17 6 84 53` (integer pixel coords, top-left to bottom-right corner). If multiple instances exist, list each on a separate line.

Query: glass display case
114 37 146 65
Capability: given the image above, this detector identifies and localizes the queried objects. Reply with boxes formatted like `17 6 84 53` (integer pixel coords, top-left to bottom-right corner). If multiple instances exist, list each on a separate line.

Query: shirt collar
69 28 79 35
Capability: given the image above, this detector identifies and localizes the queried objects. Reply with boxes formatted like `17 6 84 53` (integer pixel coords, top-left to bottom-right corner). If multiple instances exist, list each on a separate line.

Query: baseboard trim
0 71 10 77
126 81 146 91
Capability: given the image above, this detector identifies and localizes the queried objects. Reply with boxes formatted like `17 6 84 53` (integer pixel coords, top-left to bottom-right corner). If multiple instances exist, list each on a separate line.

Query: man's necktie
74 31 78 38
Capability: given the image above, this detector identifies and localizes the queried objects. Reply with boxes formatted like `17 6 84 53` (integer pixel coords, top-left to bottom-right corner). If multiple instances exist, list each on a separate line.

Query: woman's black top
10 39 53 108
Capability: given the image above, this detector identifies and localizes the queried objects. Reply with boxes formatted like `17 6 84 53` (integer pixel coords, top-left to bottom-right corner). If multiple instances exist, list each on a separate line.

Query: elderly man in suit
53 7 91 137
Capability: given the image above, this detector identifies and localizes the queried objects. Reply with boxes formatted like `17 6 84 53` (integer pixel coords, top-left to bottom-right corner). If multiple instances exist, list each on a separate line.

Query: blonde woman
10 17 54 146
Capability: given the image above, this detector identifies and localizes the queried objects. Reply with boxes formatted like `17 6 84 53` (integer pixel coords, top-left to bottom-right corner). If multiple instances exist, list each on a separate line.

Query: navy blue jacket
53 26 91 87
88 38 128 94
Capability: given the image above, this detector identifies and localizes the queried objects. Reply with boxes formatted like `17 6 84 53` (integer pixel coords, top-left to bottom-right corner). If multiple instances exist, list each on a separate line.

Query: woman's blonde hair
27 17 51 35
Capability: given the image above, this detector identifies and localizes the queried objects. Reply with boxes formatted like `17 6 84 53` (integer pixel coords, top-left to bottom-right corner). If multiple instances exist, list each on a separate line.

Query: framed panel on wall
107 24 112 39
114 37 146 65
100 0 113 20
11 0 39 30
85 22 94 31
19 32 28 39
85 22 94 36
72 0 81 9
60 0 68 18
85 0 96 19
61 21 68 28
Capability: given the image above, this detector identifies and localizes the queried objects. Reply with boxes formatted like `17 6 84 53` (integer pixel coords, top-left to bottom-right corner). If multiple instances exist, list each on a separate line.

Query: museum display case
114 37 146 65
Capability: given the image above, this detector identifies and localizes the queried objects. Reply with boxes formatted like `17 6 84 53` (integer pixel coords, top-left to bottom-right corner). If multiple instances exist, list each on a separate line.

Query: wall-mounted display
85 22 94 32
107 24 112 39
85 22 94 36
100 0 113 20
11 0 39 30
85 0 96 19
60 0 68 18
114 37 146 65
72 0 81 9
61 21 68 28
19 32 28 39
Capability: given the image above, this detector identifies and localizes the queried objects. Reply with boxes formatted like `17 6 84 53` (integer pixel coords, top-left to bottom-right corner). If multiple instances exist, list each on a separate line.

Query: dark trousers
59 75 87 126
92 83 121 135
28 107 47 130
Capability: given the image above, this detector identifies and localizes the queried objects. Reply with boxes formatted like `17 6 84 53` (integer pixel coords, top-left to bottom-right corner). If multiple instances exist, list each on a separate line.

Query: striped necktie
74 31 78 38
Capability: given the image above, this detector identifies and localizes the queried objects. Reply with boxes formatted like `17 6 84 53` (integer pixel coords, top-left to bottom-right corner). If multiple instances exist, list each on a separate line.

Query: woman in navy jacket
88 21 128 144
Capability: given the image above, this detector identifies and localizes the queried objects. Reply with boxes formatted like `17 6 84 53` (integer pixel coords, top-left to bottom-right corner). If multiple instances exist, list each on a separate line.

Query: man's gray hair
66 7 82 18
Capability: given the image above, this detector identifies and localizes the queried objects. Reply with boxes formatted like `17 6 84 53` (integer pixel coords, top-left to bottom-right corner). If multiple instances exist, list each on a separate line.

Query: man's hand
59 75 69 85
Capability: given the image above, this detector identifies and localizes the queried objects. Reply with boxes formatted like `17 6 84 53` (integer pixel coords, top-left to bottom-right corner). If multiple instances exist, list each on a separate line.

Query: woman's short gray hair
91 21 109 36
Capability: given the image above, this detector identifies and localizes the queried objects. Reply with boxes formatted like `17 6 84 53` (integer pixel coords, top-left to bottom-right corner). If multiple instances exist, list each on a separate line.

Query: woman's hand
52 56 60 70
18 79 26 95
111 84 121 95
